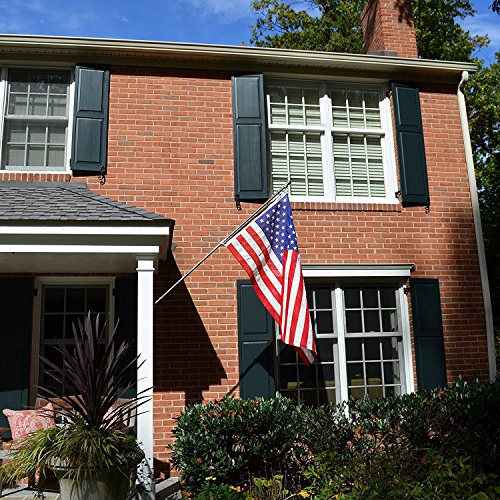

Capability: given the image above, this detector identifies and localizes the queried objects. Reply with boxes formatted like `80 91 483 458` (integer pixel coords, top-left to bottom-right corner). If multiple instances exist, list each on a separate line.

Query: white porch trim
136 256 156 498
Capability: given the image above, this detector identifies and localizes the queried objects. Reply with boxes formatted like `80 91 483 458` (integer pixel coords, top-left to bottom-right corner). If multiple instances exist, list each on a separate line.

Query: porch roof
0 182 174 274
0 181 172 223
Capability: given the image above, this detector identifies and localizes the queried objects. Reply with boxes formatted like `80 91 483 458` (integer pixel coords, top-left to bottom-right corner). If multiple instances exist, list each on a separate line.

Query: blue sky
0 0 498 63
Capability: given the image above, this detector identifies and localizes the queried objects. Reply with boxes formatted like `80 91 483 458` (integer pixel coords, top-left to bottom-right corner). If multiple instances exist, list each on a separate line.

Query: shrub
304 448 500 499
170 396 311 493
171 379 500 495
195 482 240 499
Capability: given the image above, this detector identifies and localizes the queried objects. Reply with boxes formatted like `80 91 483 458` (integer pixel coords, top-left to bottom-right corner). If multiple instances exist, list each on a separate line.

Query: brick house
0 0 494 480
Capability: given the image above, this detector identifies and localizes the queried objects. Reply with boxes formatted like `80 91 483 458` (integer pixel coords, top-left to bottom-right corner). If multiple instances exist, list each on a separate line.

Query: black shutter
232 75 269 201
392 83 430 206
0 278 32 430
71 66 110 176
114 277 137 397
411 278 447 391
237 280 275 399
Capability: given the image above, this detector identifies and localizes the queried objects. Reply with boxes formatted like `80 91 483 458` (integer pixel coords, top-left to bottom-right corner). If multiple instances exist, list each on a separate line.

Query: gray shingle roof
0 182 172 223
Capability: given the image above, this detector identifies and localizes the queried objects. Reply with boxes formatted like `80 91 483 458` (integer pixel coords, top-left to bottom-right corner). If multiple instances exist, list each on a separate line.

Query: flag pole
154 181 291 305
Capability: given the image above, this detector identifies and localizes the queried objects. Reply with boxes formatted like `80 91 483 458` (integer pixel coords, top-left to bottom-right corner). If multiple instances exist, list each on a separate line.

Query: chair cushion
3 404 55 441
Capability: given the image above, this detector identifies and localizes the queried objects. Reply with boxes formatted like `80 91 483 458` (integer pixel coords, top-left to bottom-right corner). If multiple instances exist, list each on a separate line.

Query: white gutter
457 71 496 381
0 34 476 81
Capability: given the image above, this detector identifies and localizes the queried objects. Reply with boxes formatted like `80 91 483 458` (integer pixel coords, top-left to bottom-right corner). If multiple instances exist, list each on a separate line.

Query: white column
136 256 155 498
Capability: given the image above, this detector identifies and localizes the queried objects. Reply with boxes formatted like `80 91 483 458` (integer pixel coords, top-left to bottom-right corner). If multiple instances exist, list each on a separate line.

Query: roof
0 34 477 85
0 182 172 223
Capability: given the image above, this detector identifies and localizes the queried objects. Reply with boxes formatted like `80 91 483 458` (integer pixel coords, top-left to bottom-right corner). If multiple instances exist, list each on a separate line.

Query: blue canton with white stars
255 195 298 264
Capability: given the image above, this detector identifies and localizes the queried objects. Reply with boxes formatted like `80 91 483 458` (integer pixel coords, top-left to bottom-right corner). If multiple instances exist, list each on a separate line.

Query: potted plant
0 313 148 500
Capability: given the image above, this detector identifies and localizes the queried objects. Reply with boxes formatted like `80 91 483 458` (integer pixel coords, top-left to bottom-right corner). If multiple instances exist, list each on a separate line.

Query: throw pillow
3 403 55 441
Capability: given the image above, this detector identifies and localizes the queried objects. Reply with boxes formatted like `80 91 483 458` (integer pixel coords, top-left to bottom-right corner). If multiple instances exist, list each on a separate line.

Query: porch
0 181 174 479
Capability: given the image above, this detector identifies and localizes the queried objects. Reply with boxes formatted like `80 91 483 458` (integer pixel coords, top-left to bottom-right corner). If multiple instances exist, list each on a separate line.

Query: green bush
304 448 500 499
195 482 240 499
170 378 500 496
170 396 311 493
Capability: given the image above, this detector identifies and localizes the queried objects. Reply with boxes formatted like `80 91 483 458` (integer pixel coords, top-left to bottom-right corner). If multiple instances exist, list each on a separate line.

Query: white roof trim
0 225 170 236
0 34 476 80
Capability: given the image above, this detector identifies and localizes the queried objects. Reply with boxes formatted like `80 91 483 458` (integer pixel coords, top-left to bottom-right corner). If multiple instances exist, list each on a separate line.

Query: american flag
225 193 316 365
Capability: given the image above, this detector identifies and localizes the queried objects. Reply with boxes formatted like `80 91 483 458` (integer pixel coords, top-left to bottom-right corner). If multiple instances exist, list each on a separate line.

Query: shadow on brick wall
153 253 226 405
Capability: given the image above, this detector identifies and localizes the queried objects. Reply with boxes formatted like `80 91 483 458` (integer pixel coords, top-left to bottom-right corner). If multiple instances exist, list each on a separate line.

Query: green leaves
250 0 365 53
412 0 489 61
171 379 500 496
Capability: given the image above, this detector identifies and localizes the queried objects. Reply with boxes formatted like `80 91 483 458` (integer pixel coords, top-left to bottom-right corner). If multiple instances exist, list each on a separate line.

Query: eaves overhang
0 34 477 85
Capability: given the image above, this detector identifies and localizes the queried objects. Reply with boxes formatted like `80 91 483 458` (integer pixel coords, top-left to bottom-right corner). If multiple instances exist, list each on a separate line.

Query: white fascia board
0 225 170 236
0 244 160 254
302 264 415 278
0 35 476 76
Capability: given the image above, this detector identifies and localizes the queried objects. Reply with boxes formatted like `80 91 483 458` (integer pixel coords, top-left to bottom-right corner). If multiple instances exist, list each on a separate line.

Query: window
267 80 395 202
1 68 71 171
39 284 110 394
277 282 408 405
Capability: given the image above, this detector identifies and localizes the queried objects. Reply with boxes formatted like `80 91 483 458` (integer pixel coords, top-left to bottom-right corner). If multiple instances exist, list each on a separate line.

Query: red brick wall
361 0 419 58
0 68 489 472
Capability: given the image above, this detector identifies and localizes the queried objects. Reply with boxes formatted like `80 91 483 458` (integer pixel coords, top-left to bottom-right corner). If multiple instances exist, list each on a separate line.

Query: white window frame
30 276 115 405
0 65 75 174
266 78 398 204
275 266 414 405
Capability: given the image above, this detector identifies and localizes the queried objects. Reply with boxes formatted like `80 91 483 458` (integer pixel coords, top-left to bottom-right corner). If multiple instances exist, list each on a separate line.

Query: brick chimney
361 0 418 58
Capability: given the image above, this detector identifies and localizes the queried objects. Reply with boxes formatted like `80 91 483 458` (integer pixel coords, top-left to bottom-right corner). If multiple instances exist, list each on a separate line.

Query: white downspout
457 71 496 381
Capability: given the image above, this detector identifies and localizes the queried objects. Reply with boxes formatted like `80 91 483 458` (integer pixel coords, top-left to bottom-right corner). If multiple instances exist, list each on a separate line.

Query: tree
411 0 488 60
464 55 500 355
250 0 365 53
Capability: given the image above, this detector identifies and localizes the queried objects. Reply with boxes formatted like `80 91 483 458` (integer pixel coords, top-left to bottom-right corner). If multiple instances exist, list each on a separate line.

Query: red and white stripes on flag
225 193 316 365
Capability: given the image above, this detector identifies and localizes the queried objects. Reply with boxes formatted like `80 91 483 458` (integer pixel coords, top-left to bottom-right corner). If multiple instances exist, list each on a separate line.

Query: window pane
28 126 46 144
364 90 379 108
26 145 45 166
271 131 323 198
299 364 317 389
7 125 26 143
279 342 297 364
29 94 47 115
364 310 381 332
317 338 335 363
87 287 107 313
318 363 335 387
315 311 333 334
48 95 67 116
364 338 381 360
43 315 64 340
44 288 65 313
301 390 318 406
5 145 25 166
347 89 363 108
268 86 286 103
346 310 362 333
8 94 28 115
380 288 396 308
66 288 86 313
381 310 398 332
279 365 298 391
318 389 336 405
381 337 399 359
47 146 65 167
346 338 363 361
344 288 361 308
384 361 400 384
315 289 332 309
362 289 378 308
